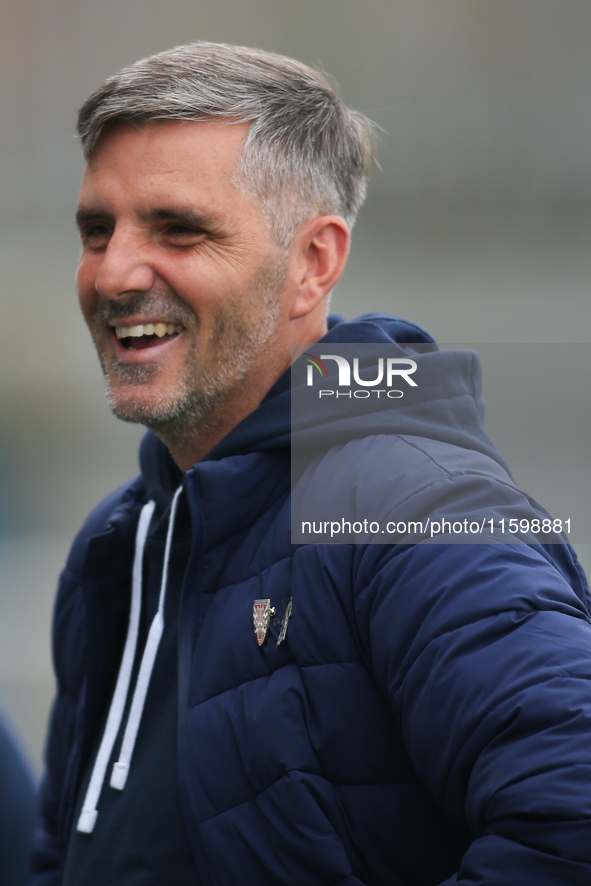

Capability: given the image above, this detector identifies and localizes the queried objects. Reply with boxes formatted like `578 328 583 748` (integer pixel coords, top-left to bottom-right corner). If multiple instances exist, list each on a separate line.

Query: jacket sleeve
32 775 64 886
32 479 141 885
31 552 91 886
31 559 82 885
354 540 591 885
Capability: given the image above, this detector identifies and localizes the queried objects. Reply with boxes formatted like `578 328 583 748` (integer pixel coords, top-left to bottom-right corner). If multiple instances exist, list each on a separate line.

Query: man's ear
288 216 350 321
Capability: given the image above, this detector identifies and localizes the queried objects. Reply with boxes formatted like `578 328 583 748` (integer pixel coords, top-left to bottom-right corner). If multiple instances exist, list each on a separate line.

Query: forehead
79 119 252 209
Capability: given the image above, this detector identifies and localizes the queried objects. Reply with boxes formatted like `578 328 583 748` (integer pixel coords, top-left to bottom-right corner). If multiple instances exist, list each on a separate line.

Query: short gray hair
77 42 375 245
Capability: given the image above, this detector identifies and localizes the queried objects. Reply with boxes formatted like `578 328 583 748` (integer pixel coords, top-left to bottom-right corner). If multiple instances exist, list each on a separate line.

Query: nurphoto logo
303 352 418 398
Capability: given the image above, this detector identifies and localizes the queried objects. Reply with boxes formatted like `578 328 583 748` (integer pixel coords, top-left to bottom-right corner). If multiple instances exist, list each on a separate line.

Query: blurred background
1 0 590 772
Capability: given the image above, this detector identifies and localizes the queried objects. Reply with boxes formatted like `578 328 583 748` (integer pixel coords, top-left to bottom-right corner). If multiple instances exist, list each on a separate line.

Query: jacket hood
139 313 511 487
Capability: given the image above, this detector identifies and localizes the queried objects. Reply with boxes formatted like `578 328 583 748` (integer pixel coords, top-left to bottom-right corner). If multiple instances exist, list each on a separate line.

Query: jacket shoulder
63 476 145 579
293 433 516 542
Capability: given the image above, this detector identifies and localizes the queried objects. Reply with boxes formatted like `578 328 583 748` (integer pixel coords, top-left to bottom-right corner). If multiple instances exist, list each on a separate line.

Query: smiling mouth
114 322 184 351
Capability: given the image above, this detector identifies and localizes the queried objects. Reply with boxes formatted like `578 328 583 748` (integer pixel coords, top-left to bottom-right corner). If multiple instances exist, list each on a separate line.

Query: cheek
168 267 233 319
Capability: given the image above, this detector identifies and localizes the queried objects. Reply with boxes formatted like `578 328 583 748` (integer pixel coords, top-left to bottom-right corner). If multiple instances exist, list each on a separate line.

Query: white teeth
115 325 145 338
115 323 184 339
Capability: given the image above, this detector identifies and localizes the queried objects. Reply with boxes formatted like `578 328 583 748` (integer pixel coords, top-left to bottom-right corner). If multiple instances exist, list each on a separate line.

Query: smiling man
34 42 591 886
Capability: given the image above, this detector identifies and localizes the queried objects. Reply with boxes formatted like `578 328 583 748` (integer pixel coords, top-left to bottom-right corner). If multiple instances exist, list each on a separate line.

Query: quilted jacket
33 316 591 885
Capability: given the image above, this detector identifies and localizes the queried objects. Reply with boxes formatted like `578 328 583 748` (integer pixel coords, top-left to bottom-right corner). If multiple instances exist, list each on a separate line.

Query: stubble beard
90 258 288 455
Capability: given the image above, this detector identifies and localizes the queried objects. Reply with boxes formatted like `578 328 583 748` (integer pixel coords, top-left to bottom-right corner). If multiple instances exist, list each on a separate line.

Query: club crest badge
253 599 275 646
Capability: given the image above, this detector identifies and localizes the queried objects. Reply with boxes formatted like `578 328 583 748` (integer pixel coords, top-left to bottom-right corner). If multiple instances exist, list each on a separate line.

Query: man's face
76 120 292 441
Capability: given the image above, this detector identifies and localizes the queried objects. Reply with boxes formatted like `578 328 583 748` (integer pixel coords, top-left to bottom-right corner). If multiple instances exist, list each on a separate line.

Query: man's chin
105 385 185 427
104 379 221 439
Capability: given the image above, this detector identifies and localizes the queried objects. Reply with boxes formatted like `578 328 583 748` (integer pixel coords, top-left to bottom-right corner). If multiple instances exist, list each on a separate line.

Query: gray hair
77 42 375 246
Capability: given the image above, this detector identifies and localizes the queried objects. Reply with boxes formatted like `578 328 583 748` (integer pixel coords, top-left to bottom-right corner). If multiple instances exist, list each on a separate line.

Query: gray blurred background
1 0 590 772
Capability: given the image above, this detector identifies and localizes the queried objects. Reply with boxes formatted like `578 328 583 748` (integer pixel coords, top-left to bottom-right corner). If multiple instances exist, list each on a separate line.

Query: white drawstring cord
110 485 183 791
77 499 156 834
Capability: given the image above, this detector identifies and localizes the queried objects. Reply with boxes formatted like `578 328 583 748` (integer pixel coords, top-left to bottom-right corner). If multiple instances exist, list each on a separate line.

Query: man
34 42 591 885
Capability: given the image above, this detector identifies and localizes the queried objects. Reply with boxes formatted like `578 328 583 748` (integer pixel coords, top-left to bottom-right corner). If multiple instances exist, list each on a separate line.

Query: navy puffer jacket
34 317 591 885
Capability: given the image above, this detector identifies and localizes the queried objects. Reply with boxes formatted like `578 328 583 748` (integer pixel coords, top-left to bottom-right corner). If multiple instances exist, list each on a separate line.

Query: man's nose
94 231 156 299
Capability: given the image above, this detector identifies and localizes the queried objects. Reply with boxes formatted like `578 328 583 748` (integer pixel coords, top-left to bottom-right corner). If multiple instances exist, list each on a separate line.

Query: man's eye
80 224 112 245
165 225 206 242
